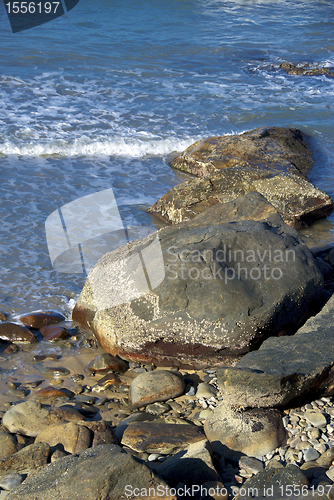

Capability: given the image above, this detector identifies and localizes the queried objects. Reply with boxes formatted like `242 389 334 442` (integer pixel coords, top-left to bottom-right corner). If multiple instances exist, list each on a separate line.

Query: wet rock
146 402 171 415
2 401 84 437
150 439 222 487
121 421 205 454
33 362 70 377
204 402 286 458
33 386 74 402
5 445 173 500
149 127 333 229
129 370 184 408
217 294 334 408
73 193 324 367
0 442 50 476
91 372 123 392
4 344 19 354
39 326 69 341
87 353 128 373
33 354 58 361
0 432 19 461
235 464 308 500
35 422 93 454
0 323 37 344
19 311 65 329
280 61 334 78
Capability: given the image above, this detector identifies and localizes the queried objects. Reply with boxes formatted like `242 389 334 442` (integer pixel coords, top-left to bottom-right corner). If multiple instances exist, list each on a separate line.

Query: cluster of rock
0 349 334 499
280 62 334 78
2 127 334 497
0 311 69 350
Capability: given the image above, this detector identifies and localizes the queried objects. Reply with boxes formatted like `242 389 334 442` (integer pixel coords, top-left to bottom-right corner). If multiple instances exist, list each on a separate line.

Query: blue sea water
0 0 334 314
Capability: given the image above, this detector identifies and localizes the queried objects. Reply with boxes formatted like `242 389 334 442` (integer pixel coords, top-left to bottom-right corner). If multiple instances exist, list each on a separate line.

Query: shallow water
0 0 334 315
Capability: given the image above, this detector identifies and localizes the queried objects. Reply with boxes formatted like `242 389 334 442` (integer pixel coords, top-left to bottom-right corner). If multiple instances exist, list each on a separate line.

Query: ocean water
0 0 334 315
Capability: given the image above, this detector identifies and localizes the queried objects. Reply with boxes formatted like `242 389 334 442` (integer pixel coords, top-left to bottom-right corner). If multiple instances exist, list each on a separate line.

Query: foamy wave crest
0 136 201 159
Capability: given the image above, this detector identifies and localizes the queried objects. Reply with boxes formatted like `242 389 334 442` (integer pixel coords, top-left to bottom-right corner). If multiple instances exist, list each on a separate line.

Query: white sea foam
0 136 200 159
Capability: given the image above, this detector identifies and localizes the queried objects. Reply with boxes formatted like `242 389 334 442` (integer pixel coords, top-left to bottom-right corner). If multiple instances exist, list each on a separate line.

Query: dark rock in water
5 445 174 500
33 362 70 377
121 421 205 454
19 311 65 329
0 323 37 344
39 326 69 341
148 127 333 229
73 193 324 367
0 442 51 476
91 372 123 392
87 352 128 373
0 311 8 322
204 402 286 459
4 344 19 354
280 61 334 78
217 294 334 408
129 370 184 408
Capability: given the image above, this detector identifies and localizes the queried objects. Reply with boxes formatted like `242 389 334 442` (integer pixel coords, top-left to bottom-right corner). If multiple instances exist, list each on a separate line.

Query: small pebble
0 473 24 490
304 448 320 462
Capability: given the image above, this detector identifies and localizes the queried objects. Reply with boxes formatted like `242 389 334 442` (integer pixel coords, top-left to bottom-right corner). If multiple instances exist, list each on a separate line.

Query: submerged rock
73 193 324 367
39 326 69 341
87 352 128 373
280 61 334 78
148 127 333 229
217 294 334 408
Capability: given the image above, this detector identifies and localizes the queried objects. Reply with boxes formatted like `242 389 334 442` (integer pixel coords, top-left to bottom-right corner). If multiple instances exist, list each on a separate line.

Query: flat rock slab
73 193 324 367
129 370 184 408
148 127 333 229
2 401 84 437
204 402 286 459
217 294 334 408
6 445 174 500
121 422 205 454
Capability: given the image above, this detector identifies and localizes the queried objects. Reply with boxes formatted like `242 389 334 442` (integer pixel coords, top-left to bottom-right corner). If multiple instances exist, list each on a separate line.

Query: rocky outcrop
148 127 333 229
280 62 334 78
216 293 334 408
73 193 324 367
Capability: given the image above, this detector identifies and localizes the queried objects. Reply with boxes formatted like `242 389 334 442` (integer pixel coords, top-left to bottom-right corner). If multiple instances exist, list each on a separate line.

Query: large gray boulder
73 193 324 367
148 127 333 229
6 445 173 500
217 293 334 408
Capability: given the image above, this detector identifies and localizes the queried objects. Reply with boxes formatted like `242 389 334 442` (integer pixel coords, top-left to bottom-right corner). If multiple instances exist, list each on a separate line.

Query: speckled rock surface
204 402 286 458
73 193 324 367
